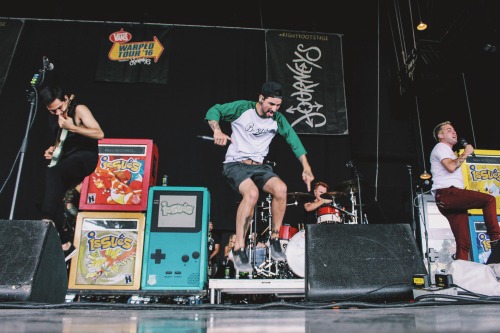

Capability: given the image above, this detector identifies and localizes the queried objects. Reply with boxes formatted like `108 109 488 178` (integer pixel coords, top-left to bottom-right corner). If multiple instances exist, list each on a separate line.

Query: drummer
304 181 333 223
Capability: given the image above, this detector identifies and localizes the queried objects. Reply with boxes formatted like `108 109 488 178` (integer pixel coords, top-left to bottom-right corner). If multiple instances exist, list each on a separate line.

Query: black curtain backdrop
1 16 499 237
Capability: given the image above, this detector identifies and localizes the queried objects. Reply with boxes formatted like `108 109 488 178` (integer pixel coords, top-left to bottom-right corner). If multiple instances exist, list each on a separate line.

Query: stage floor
1 302 500 333
1 276 500 332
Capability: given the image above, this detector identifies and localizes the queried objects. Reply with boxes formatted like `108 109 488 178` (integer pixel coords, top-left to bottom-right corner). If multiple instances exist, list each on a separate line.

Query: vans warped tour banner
96 24 172 84
266 30 348 135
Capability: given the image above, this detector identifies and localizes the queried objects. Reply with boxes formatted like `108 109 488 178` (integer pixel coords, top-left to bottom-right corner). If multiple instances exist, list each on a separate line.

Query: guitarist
39 85 104 262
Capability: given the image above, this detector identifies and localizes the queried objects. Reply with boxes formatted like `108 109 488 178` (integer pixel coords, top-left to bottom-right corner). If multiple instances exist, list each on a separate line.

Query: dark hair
39 85 65 106
260 82 283 99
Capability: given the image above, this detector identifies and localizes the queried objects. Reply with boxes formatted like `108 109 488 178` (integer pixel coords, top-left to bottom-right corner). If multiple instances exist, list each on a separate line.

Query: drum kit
243 180 366 279
331 178 368 224
317 190 359 224
241 193 306 279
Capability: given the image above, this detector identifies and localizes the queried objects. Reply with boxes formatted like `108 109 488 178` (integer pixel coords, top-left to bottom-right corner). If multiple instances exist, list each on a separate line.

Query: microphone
197 135 214 141
346 160 354 168
459 138 475 157
43 56 54 71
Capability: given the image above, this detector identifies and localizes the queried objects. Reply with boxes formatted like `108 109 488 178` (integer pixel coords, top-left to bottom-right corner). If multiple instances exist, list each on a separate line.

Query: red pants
435 186 500 260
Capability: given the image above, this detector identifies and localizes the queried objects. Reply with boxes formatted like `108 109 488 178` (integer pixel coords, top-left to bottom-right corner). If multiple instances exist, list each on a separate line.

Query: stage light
420 171 432 180
416 0 428 31
415 96 432 181
417 22 428 31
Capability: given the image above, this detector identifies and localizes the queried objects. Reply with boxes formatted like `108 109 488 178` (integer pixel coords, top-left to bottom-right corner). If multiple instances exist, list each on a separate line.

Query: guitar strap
66 101 77 120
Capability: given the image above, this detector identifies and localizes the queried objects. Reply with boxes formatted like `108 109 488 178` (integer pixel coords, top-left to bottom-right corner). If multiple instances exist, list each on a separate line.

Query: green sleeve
276 113 307 159
205 100 254 122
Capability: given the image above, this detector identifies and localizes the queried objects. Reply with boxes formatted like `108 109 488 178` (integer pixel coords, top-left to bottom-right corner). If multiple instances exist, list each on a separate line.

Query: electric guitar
48 94 74 168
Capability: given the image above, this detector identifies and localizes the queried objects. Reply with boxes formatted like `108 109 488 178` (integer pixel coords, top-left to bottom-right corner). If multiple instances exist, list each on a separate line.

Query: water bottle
162 175 168 186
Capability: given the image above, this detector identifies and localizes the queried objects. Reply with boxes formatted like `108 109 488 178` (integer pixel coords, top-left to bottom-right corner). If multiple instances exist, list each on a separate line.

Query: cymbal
287 192 314 200
333 179 366 194
320 191 346 199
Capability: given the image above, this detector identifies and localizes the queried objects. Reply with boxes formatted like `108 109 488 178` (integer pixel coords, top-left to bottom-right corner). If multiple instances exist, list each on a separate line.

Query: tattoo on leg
271 222 280 235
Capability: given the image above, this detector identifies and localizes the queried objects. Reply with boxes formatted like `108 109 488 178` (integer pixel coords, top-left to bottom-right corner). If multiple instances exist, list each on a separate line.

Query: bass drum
279 224 299 253
285 230 306 278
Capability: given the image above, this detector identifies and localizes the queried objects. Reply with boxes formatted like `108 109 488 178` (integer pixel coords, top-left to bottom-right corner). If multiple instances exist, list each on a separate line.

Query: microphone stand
406 165 416 237
9 89 37 219
418 184 432 281
9 62 46 219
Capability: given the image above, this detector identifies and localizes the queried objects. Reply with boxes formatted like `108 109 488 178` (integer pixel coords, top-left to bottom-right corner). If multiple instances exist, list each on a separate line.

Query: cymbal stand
326 194 356 223
348 188 358 224
254 194 278 278
346 160 365 224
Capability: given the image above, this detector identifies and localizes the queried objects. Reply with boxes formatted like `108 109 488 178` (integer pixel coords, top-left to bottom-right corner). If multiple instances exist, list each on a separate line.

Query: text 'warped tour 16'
79 138 159 211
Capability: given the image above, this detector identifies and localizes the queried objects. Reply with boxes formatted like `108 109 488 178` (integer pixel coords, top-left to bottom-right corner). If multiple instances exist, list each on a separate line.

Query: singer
204 82 315 272
38 85 104 263
430 121 500 261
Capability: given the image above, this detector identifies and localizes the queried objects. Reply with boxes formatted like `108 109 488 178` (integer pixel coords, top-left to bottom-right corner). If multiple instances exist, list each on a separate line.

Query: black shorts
222 162 279 193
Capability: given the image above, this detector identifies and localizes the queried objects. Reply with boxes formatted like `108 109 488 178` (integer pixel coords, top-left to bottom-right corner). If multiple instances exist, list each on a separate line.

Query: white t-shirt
430 142 464 196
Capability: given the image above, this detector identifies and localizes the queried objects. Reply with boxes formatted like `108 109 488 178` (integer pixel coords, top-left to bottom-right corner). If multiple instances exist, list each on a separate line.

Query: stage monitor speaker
306 223 427 302
0 220 68 303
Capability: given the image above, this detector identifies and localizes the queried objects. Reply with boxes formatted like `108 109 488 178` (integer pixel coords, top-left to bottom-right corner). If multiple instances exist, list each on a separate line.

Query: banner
461 149 500 215
96 24 173 84
266 30 348 135
0 19 24 95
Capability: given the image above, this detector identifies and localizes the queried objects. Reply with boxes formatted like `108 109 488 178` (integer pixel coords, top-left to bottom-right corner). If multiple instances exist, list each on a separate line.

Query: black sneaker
487 239 500 264
64 244 77 262
232 249 253 272
270 238 286 261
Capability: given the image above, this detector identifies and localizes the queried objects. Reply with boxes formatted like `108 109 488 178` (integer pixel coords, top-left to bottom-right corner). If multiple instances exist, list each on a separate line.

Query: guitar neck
48 94 75 168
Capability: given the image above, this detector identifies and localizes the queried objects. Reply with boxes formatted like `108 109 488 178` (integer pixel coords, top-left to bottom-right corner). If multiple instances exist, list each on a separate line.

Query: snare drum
316 205 342 224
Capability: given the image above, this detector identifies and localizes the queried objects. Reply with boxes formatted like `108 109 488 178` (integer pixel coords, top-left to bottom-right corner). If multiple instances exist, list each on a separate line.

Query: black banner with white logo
266 30 348 135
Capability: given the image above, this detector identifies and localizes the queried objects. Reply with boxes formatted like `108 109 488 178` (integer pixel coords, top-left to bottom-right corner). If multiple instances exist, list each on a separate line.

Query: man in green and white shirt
205 82 314 272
